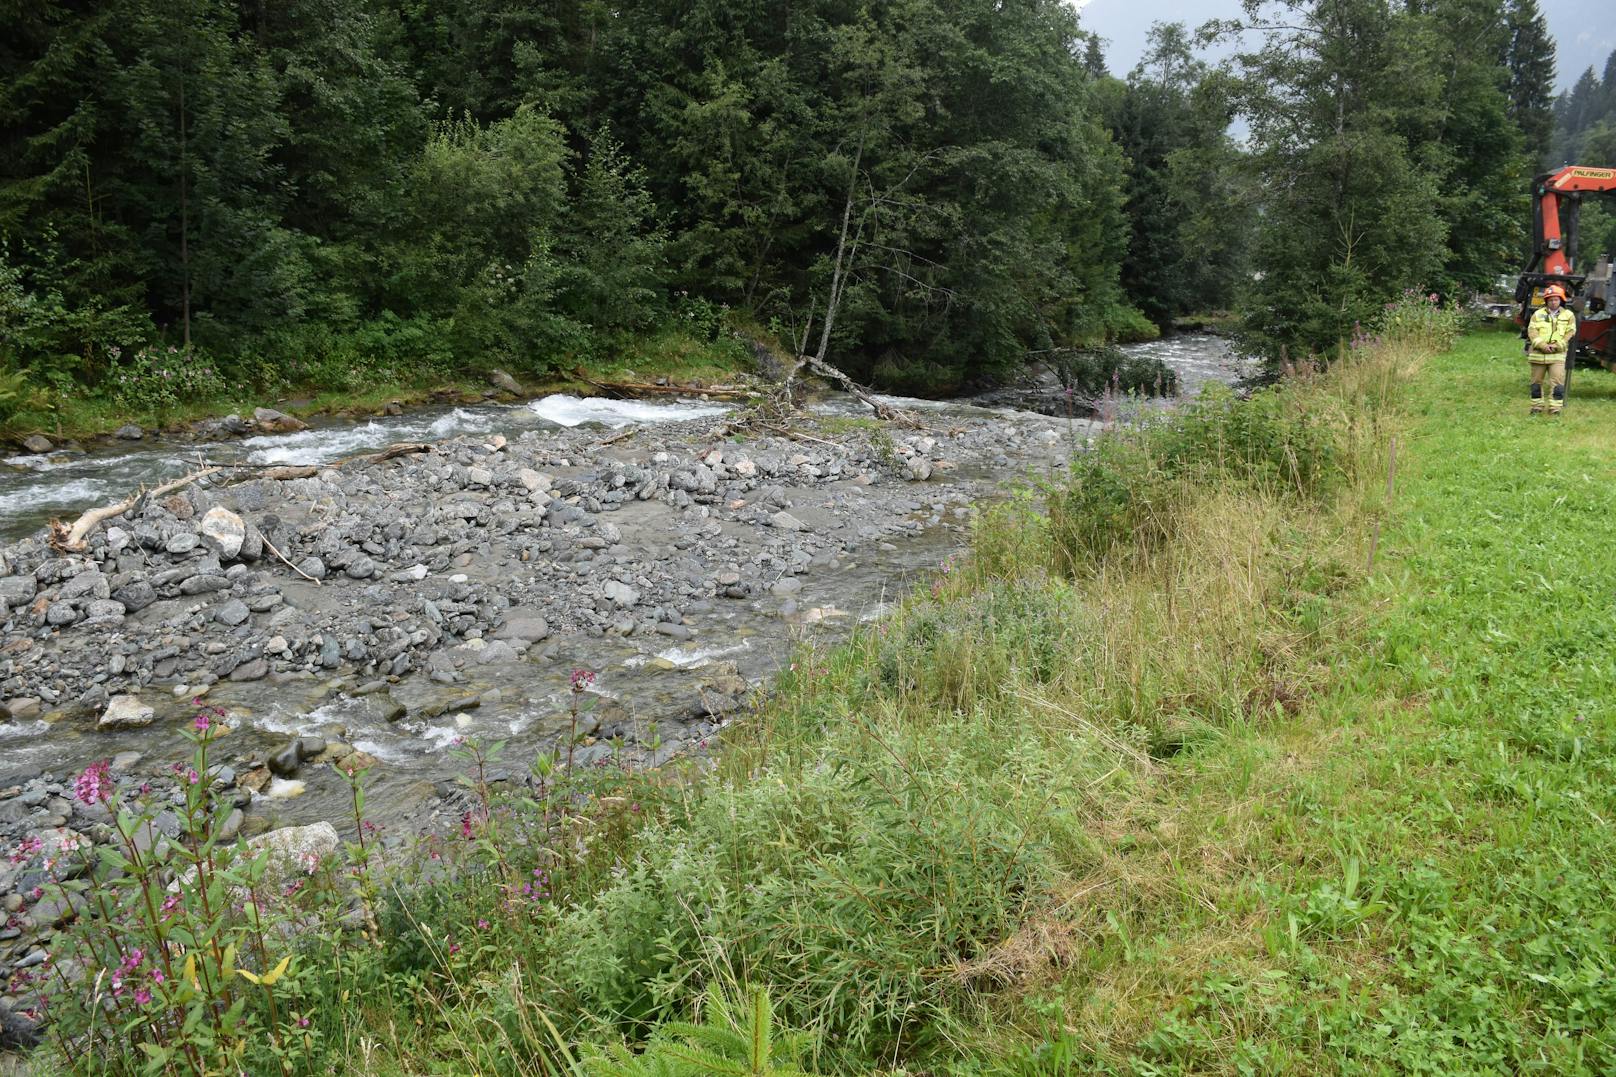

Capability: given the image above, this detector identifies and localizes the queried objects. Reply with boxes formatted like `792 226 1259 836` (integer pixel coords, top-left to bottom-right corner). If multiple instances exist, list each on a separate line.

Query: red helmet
1543 284 1568 302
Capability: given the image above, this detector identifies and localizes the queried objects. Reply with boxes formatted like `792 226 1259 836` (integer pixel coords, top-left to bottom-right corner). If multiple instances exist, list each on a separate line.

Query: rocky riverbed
0 383 1109 1012
0 336 1243 1030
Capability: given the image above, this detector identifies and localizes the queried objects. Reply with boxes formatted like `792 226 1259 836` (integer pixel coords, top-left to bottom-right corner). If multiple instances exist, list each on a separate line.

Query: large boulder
99 695 154 731
198 506 246 559
252 407 308 434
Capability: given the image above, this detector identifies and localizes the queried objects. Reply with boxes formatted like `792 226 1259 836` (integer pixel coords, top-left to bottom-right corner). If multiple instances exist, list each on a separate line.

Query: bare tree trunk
814 130 865 364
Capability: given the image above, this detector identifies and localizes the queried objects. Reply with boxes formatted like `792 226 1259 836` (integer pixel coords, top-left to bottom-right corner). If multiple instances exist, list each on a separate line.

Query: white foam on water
527 393 732 428
3 451 79 472
0 719 47 741
418 723 465 751
652 639 752 669
350 737 415 763
0 477 123 519
424 408 495 438
243 421 396 465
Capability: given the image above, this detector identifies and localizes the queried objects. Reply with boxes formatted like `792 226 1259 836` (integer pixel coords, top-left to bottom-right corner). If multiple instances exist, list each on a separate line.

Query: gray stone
494 613 549 642
487 369 522 394
82 599 127 623
98 695 154 730
112 580 157 612
474 640 518 665
228 658 269 682
296 557 327 580
213 599 250 627
198 507 246 559
602 580 640 608
0 576 37 606
253 407 308 433
179 574 230 595
114 424 144 440
21 434 52 454
45 602 78 626
165 532 201 555
4 697 42 720
58 570 109 601
344 557 377 580
769 511 806 531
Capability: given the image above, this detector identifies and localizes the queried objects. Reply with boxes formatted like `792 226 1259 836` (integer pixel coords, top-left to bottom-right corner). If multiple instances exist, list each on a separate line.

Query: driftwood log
49 466 224 553
570 368 758 402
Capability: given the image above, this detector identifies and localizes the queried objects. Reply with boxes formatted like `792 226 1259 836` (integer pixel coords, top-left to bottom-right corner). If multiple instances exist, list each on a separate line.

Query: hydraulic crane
1515 165 1616 369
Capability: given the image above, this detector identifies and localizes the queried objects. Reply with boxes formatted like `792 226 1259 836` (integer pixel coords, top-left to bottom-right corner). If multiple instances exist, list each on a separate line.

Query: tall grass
27 323 1434 1075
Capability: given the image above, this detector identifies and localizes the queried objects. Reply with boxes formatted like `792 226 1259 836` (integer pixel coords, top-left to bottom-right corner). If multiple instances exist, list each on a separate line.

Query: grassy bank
25 315 1616 1074
0 322 756 445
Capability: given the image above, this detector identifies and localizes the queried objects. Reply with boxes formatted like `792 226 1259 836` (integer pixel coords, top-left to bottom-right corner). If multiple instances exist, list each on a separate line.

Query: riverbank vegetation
3 0 1592 441
36 288 1616 1076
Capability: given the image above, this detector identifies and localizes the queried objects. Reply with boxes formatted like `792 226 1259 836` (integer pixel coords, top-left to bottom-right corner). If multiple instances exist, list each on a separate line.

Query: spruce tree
1504 0 1555 163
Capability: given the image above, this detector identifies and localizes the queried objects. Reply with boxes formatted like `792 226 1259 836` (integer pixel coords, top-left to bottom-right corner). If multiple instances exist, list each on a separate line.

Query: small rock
114 423 144 440
21 434 52 454
487 369 521 395
213 599 250 627
769 511 806 531
602 580 640 608
228 658 269 682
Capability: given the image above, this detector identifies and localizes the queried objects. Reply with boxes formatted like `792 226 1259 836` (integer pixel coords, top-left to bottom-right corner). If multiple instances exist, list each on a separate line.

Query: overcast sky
1075 0 1612 95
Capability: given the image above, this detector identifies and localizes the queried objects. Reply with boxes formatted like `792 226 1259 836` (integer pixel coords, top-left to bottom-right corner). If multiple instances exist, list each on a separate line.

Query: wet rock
4 697 42 720
487 369 521 394
20 435 52 454
114 424 144 440
98 695 154 730
253 407 308 434
198 506 246 559
268 742 304 777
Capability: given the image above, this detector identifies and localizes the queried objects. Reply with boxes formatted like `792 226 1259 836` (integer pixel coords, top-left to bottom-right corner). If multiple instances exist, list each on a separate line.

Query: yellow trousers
1529 358 1565 412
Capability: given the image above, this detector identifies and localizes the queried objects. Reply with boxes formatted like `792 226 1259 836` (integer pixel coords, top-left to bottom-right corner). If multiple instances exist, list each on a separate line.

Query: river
0 334 1242 833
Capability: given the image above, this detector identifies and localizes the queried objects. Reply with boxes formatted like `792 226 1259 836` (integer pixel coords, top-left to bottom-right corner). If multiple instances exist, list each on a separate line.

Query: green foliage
1231 0 1526 361
589 985 821 1076
106 344 227 416
1053 346 1178 400
1049 381 1344 572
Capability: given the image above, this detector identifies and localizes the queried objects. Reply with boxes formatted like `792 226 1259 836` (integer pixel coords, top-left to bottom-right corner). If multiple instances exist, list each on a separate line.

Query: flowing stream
0 334 1241 831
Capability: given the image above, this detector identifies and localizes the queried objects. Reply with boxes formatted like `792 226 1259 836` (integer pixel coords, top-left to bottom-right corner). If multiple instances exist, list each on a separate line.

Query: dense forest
0 0 1572 419
1550 43 1616 263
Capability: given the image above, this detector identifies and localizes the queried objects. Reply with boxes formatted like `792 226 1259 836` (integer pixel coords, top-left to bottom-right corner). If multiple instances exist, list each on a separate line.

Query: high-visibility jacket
1528 306 1577 356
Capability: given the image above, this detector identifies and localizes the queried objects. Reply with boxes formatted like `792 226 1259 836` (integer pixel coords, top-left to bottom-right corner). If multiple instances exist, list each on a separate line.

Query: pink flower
133 987 152 1005
74 760 112 806
151 970 165 984
185 768 199 785
194 712 211 732
570 668 596 691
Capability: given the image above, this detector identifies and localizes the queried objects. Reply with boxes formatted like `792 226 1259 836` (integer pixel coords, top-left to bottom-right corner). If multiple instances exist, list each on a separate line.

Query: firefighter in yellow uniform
1526 283 1576 415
